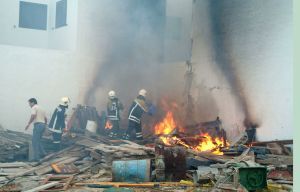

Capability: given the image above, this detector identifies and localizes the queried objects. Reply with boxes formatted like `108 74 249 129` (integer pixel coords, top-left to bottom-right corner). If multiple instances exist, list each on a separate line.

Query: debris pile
0 126 31 162
0 134 155 191
0 110 293 191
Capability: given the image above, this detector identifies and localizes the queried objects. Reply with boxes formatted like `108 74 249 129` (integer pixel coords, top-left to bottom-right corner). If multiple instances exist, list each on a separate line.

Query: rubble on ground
0 130 293 192
0 108 293 192
0 126 31 162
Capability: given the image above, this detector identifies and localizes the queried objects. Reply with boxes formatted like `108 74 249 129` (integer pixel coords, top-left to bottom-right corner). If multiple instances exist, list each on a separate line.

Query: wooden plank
35 156 80 175
187 150 230 163
75 182 195 187
121 140 154 150
8 156 70 178
104 145 148 156
24 182 61 192
42 175 74 191
76 139 100 148
0 177 8 183
267 143 284 155
91 144 116 153
256 154 293 166
89 151 102 161
38 146 76 165
51 163 79 174
0 162 29 168
251 140 293 146
0 168 29 173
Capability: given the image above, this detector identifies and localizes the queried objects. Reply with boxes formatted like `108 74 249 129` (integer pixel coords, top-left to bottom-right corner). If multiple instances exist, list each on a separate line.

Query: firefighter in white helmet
107 90 123 138
48 97 70 151
124 89 155 141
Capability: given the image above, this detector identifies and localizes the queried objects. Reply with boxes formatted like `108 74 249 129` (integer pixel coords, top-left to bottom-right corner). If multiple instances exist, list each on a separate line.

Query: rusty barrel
112 159 151 182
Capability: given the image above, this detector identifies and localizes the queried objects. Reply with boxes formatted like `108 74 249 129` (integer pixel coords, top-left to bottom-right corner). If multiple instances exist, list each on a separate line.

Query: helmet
138 89 147 97
108 90 116 98
61 97 70 106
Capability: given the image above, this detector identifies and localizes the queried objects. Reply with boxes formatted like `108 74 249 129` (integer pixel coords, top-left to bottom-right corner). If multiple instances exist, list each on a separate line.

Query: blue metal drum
112 159 151 182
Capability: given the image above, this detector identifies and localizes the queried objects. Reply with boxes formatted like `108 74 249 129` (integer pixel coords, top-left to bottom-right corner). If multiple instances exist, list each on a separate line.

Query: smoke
83 0 167 110
80 0 292 141
82 0 256 131
207 0 260 128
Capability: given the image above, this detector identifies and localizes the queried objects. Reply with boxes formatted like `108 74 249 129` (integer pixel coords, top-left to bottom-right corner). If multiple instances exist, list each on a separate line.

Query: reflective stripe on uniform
108 115 119 121
48 127 62 133
136 132 143 138
129 117 140 123
128 103 141 123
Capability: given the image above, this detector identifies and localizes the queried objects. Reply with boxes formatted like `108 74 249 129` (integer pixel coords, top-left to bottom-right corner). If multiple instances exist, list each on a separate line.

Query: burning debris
153 110 228 155
0 118 293 192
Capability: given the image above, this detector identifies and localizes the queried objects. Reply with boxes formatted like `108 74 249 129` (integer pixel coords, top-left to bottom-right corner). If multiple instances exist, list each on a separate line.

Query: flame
195 133 227 155
105 120 113 129
154 111 176 135
154 111 229 155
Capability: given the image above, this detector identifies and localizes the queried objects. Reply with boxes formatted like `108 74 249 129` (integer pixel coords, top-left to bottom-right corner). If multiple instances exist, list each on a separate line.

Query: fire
154 111 228 155
195 133 226 155
154 111 176 135
105 120 113 129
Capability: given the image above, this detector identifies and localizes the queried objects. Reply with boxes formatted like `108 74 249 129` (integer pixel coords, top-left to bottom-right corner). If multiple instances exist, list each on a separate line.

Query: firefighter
124 89 155 140
48 97 70 151
107 90 124 138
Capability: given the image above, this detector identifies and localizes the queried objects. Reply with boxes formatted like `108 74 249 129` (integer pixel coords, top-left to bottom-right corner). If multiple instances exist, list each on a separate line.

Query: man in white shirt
25 98 47 161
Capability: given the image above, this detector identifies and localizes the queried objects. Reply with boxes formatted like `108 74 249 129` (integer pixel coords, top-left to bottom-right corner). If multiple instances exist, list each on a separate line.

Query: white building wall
0 0 96 132
0 0 50 48
0 0 293 142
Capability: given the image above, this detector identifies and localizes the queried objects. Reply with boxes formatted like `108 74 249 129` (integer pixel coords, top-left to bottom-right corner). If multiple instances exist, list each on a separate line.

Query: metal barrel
112 159 151 182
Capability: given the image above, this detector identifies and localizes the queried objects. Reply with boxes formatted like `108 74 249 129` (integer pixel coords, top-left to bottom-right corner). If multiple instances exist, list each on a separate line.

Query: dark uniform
48 105 67 150
124 95 148 140
107 98 123 138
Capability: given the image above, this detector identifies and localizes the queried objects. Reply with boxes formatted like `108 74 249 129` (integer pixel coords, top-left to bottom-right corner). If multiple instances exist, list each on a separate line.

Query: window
19 1 48 30
55 0 67 28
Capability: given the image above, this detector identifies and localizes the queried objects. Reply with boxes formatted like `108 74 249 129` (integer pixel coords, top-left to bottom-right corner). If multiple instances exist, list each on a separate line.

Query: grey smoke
84 0 166 109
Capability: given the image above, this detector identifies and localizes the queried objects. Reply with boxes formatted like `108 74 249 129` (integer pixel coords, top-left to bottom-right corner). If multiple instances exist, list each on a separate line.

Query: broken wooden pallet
40 175 74 191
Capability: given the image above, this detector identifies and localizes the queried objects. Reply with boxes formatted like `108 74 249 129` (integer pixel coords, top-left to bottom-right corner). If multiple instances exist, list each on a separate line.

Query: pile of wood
77 136 154 165
0 127 31 162
0 134 155 191
0 125 294 191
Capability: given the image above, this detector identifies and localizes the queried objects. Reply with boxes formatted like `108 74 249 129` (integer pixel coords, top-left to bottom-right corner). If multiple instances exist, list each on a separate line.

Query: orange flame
154 111 229 155
105 120 113 129
154 111 176 135
194 133 228 155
